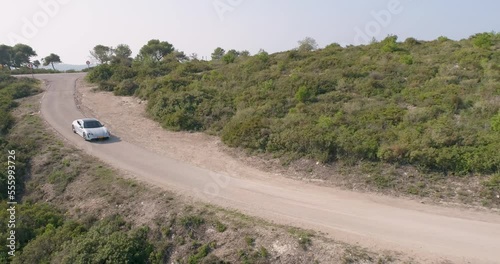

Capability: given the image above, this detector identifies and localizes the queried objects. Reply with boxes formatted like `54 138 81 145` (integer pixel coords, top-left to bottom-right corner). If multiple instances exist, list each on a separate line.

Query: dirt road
37 73 500 263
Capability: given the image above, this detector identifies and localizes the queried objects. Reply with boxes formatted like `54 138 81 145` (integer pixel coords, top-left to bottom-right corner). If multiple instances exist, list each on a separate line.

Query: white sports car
72 118 110 141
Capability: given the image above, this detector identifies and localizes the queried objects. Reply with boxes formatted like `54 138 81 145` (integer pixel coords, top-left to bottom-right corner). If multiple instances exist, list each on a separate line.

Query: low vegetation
85 33 500 206
9 68 62 75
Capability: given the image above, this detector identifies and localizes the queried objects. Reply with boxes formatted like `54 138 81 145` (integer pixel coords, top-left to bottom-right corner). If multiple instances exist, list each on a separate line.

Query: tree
0 45 12 69
298 37 318 52
222 49 239 64
90 45 113 64
43 53 62 70
256 49 269 63
174 50 188 62
113 44 132 60
437 36 450 42
239 50 250 57
404 37 420 46
110 44 132 65
32 60 41 69
11 44 37 68
381 35 399 52
211 47 225 61
472 32 493 49
138 39 174 62
189 53 199 61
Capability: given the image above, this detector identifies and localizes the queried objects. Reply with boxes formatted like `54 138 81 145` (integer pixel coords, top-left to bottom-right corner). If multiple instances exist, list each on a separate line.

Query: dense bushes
50 217 152 264
0 75 40 198
147 89 210 131
0 203 65 262
114 79 139 96
86 33 500 175
10 68 61 75
222 109 270 150
5 209 153 264
86 64 114 82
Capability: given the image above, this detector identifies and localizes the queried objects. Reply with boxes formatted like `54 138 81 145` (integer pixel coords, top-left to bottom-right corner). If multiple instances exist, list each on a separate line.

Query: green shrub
54 218 153 264
0 76 38 135
11 221 85 264
214 221 227 232
381 35 399 52
97 81 116 92
472 32 493 49
289 229 313 250
180 215 205 229
256 50 269 63
437 36 450 42
492 112 500 132
110 65 136 82
86 64 113 83
114 79 138 96
259 246 269 258
0 110 14 134
222 53 237 64
0 203 64 260
48 170 77 194
9 82 38 99
295 85 312 103
222 110 269 150
244 236 255 247
404 37 420 46
187 242 214 264
481 174 500 204
147 90 207 131
10 68 61 75
400 54 414 65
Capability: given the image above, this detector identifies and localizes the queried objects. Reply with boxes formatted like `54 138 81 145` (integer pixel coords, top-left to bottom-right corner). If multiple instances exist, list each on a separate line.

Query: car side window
77 121 81 126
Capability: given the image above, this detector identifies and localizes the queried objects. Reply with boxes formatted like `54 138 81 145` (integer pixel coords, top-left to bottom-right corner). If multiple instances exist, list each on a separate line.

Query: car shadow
89 134 122 144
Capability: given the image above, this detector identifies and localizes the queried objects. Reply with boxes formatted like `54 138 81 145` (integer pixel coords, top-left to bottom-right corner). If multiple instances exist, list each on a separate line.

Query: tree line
89 36 318 65
89 40 187 66
0 43 62 70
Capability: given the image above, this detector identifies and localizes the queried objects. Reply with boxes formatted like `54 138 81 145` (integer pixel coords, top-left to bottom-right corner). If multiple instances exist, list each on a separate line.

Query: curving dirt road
37 73 500 263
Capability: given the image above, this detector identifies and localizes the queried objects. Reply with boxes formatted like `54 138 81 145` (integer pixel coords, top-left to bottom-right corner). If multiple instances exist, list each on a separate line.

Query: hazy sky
1 0 499 64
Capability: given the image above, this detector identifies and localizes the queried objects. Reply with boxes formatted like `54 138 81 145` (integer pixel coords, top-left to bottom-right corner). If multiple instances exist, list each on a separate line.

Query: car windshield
83 120 103 128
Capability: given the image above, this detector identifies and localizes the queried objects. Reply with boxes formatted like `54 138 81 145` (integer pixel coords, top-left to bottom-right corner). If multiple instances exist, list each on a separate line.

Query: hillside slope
86 33 500 206
0 74 409 264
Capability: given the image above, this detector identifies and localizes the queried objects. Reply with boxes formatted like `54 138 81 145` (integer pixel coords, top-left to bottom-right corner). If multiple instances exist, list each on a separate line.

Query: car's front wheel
82 132 88 141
